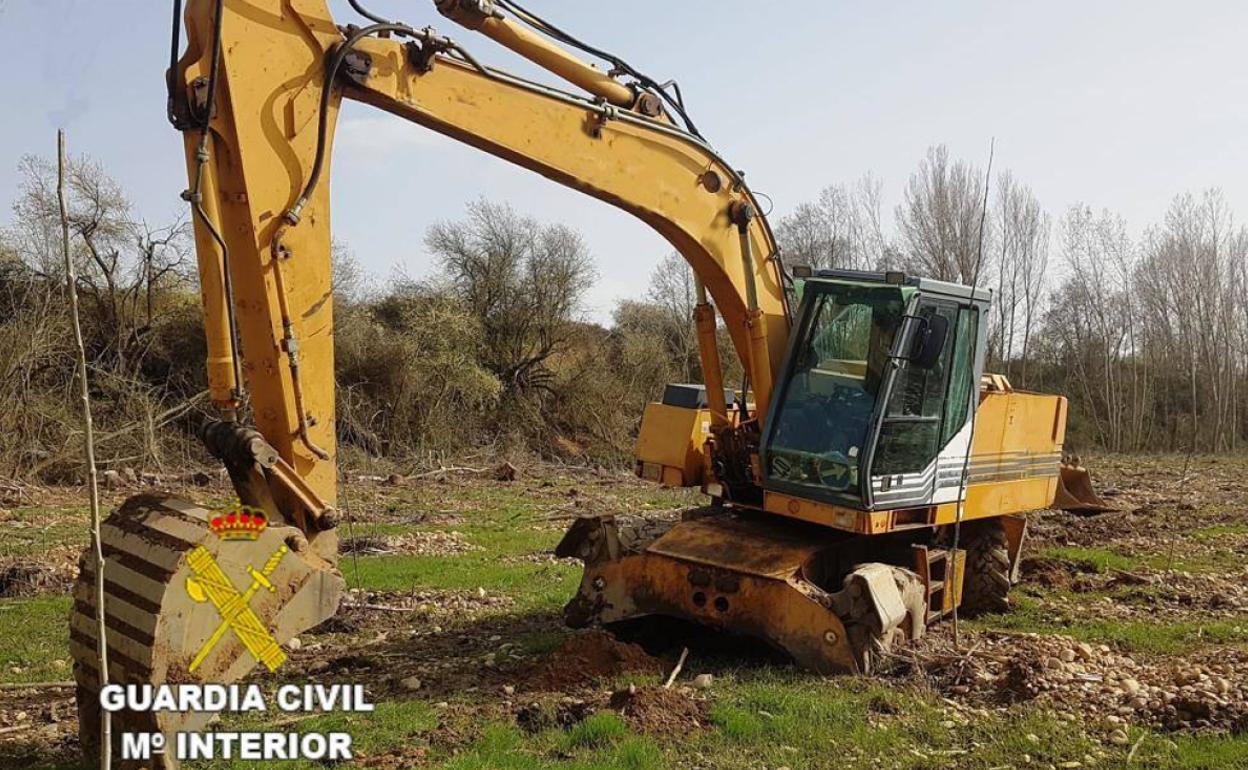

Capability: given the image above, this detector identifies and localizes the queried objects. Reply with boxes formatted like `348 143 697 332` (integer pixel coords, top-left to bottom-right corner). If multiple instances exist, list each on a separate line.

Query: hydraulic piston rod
435 0 637 109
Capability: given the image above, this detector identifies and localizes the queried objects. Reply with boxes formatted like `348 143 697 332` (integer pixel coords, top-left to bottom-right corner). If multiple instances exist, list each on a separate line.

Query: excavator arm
174 0 789 529
73 2 793 764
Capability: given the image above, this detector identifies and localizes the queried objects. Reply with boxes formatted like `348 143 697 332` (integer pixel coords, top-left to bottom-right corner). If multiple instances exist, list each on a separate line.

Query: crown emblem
209 503 269 541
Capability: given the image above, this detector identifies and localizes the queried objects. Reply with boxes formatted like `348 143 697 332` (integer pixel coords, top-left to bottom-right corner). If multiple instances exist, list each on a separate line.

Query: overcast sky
1 0 1245 320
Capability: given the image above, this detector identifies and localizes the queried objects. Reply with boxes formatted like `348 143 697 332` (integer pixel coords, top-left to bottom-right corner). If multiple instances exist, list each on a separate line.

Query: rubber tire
960 522 1012 616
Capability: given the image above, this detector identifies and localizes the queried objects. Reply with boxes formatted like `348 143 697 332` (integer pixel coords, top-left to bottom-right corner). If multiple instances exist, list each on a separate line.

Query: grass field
1 455 1246 769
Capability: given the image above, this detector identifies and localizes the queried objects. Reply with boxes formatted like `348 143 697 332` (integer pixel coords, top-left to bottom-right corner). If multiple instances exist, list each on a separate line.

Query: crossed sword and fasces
185 544 289 673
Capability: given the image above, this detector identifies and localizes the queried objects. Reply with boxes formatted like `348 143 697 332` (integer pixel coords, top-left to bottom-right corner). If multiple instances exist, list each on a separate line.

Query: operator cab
761 270 990 511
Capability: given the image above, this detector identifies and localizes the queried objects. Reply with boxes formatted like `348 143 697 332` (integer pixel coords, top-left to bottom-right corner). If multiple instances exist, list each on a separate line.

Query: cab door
868 300 978 508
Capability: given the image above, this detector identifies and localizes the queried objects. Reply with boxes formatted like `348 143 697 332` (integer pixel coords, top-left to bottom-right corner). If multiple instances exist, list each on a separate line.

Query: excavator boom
75 2 793 762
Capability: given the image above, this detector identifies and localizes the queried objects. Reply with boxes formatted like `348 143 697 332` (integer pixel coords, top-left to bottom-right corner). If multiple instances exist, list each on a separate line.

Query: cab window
764 283 905 497
873 302 956 476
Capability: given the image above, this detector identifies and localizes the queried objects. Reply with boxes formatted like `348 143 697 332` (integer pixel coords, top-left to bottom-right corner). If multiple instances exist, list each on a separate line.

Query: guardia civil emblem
184 504 289 673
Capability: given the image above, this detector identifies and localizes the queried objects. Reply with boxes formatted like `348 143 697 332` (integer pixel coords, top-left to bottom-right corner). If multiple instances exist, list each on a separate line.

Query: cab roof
807 268 993 305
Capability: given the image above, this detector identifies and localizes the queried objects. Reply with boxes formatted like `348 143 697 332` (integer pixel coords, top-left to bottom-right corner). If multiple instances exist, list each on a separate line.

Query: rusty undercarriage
557 508 964 673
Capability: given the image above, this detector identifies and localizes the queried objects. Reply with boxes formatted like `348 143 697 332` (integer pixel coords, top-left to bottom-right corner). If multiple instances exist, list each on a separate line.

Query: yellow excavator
71 0 1108 762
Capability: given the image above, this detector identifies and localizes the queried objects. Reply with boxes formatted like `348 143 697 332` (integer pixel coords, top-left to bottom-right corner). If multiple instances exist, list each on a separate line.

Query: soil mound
0 560 71 598
608 685 707 735
515 698 596 733
1021 556 1077 589
528 631 663 690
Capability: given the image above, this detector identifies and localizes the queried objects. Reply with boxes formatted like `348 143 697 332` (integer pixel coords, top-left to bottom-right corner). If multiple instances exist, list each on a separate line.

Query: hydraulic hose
271 20 419 460
282 22 416 226
347 0 389 24
177 0 245 409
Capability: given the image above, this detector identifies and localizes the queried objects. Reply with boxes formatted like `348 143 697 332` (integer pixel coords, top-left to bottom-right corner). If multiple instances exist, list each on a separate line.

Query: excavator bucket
72 495 344 768
1053 462 1115 513
557 510 928 674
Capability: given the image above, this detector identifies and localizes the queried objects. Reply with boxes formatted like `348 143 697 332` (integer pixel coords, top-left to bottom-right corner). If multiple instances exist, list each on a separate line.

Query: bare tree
8 154 190 373
426 199 595 397
1046 205 1143 452
612 299 685 392
776 174 893 270
1136 190 1247 451
992 172 1050 384
0 153 194 476
642 252 699 381
331 238 368 305
896 145 992 284
335 280 500 456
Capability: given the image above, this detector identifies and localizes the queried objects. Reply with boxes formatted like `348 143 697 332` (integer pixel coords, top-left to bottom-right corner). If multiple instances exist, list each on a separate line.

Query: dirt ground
0 455 1246 769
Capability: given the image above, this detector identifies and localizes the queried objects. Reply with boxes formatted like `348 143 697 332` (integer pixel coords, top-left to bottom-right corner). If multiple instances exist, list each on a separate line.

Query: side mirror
909 314 949 369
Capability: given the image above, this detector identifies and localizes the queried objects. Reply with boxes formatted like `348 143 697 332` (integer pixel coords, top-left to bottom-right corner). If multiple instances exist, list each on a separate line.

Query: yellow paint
931 477 1059 525
177 0 789 518
972 389 1068 458
179 0 342 510
694 302 730 426
764 491 862 531
635 403 715 487
439 3 637 108
347 34 787 405
582 548 858 673
762 389 1069 533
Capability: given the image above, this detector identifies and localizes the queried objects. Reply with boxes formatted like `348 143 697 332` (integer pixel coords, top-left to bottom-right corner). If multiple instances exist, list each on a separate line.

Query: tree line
776 145 1248 453
0 155 722 478
0 145 1243 480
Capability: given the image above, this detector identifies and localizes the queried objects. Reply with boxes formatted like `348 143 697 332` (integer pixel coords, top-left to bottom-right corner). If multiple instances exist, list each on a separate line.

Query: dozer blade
71 494 344 769
1053 462 1115 513
557 510 926 674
